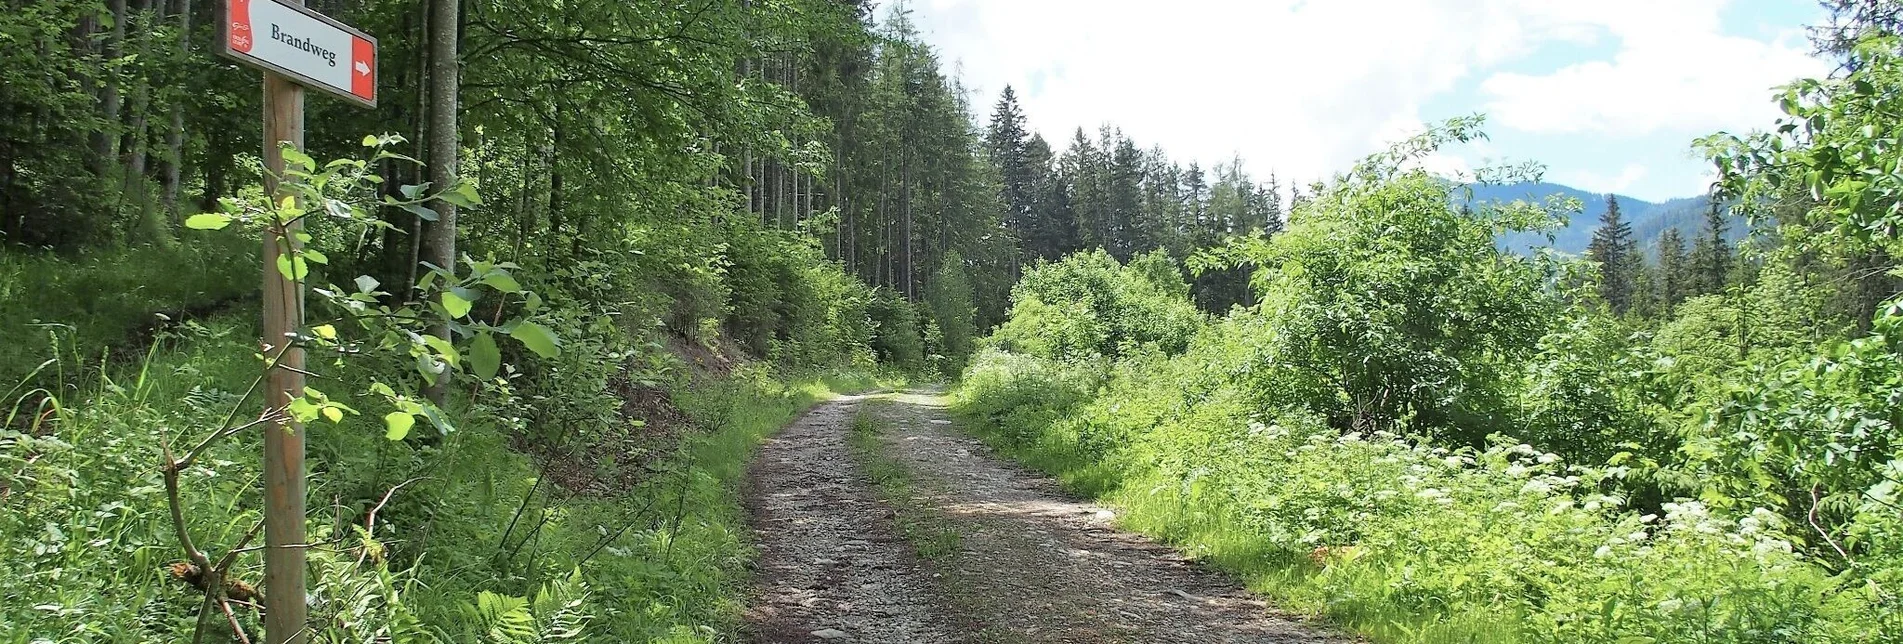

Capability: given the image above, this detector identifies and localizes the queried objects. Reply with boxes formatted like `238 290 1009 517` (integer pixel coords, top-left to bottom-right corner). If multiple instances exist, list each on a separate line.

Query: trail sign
221 0 377 108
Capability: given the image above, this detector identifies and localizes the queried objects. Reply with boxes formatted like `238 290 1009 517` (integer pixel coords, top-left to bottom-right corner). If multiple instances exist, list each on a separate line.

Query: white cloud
1556 163 1650 195
1479 4 1826 135
911 0 1828 195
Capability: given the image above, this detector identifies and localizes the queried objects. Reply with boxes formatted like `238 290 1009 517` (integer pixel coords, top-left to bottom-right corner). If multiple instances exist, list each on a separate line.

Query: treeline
1 1 1016 640
987 88 1290 311
1583 191 1901 326
951 8 1903 642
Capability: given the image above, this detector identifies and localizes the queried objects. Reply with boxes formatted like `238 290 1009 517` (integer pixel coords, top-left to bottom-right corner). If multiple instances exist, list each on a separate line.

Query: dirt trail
742 392 1350 643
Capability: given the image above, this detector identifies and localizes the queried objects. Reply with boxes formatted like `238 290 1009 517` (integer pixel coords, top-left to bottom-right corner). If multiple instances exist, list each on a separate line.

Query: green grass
950 350 1885 644
0 301 891 642
846 401 961 562
0 238 257 386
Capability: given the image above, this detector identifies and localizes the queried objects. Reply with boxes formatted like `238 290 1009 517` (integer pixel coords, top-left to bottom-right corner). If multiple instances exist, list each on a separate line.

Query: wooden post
260 67 308 644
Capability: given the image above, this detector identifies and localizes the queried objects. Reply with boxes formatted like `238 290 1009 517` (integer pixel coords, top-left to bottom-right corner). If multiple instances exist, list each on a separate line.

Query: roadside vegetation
956 94 1903 643
8 0 1903 641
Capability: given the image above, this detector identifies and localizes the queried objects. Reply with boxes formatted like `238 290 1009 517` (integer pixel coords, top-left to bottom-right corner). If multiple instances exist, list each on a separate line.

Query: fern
457 573 591 643
529 574 591 642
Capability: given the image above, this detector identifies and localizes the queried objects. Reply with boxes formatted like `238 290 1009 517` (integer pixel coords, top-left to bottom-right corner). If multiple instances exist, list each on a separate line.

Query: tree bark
422 0 461 405
94 0 129 174
161 0 192 220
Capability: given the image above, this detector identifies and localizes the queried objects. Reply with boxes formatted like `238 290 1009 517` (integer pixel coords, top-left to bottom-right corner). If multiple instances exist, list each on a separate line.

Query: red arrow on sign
220 0 377 108
351 35 375 101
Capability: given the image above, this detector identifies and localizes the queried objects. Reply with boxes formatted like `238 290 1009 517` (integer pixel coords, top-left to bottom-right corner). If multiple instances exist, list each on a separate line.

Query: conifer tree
1586 194 1639 314
987 86 1033 252
1027 134 1075 260
1689 201 1733 296
1656 227 1690 309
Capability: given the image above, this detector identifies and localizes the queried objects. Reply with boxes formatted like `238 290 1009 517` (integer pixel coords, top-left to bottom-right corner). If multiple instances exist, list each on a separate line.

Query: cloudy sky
908 0 1833 202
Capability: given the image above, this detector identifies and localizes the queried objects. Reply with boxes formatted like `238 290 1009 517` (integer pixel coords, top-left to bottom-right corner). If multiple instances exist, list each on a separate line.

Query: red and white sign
222 0 377 108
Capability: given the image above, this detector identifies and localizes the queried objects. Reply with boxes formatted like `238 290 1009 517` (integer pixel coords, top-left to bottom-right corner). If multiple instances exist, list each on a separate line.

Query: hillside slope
1474 182 1745 255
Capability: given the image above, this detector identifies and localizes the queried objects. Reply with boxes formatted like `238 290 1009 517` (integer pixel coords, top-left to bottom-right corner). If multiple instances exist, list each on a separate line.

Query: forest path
742 390 1352 643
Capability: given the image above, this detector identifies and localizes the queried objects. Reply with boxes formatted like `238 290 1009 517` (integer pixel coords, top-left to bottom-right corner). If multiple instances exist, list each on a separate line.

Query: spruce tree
1261 173 1285 236
1022 133 1075 260
1656 227 1690 309
987 86 1033 247
1689 201 1733 296
1586 194 1639 314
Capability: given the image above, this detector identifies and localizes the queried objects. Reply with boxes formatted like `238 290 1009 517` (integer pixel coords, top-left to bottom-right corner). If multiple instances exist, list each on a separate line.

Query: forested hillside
1484 183 1746 257
2 0 1012 640
5 0 1903 642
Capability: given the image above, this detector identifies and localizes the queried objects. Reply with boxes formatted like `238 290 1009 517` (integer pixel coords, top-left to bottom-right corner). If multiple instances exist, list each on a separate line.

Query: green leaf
442 289 474 319
184 213 232 230
510 321 561 359
275 196 303 223
311 324 337 340
383 412 415 441
399 202 440 222
281 146 315 171
355 275 381 293
422 334 460 367
481 270 522 294
442 180 483 207
322 406 344 423
362 134 380 147
470 332 501 381
276 254 308 281
302 249 329 265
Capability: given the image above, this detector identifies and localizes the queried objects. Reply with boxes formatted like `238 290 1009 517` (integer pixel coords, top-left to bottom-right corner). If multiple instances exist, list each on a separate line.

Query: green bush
954 122 1900 642
868 287 926 371
956 334 1889 643
1241 169 1556 440
987 249 1203 362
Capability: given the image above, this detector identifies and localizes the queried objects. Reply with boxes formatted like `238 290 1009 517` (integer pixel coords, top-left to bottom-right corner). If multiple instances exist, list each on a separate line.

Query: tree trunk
547 107 564 255
95 0 128 173
422 0 460 404
161 0 192 220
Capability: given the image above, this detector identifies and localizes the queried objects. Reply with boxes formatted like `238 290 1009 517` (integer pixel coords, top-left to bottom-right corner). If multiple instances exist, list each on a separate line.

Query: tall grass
0 236 257 385
0 303 887 642
953 348 1888 644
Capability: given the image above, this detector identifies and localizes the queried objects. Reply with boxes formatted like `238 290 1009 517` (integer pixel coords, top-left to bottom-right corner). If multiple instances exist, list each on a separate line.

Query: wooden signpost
219 1 376 641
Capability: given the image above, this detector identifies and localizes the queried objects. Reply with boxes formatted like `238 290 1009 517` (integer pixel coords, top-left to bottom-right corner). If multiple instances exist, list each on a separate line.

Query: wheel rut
742 395 959 643
743 391 1351 643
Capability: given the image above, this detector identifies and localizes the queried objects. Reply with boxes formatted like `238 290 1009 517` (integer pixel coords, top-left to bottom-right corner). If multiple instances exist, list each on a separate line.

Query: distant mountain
1471 182 1745 256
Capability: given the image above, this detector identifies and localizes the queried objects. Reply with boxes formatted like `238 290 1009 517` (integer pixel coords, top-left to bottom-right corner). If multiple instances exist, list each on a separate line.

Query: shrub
957 336 1890 643
987 249 1202 362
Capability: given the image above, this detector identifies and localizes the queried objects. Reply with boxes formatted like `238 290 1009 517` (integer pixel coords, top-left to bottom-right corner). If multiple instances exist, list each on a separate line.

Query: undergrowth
0 236 256 385
0 308 883 642
954 348 1886 643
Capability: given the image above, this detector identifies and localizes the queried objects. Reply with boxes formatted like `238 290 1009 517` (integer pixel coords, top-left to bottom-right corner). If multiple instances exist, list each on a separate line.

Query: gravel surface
743 392 1352 643
742 395 960 643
